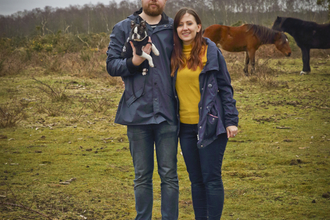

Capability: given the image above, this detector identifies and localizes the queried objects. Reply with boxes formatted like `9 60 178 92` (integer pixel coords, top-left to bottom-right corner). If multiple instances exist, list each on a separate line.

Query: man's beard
143 3 164 16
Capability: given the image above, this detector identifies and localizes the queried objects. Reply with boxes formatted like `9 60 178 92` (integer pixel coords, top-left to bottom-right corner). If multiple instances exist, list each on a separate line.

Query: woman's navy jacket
106 9 177 126
173 38 239 148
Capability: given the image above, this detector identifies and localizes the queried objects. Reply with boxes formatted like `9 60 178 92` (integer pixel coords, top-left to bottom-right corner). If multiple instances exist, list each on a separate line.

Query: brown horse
203 24 292 75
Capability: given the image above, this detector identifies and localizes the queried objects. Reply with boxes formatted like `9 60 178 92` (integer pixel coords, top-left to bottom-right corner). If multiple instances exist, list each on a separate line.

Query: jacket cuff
126 57 142 74
225 118 239 128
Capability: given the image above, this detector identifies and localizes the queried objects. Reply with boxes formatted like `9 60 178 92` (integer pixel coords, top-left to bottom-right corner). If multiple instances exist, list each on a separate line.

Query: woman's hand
226 126 238 138
130 37 152 66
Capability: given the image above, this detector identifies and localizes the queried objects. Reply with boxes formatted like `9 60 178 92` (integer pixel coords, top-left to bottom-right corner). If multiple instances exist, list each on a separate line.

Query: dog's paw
152 45 160 56
142 68 148 75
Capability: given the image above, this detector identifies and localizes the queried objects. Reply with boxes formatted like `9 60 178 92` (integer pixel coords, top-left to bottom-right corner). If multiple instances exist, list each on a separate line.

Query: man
106 0 178 219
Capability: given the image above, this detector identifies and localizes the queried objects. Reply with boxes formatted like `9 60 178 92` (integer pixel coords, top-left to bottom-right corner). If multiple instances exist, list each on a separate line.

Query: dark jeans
127 122 179 220
179 123 228 220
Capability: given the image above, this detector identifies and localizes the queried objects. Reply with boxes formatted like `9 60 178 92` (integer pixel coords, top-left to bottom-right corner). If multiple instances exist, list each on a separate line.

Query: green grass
0 51 330 219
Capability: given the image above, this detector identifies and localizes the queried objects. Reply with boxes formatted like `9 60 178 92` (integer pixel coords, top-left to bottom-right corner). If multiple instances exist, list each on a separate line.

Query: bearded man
106 0 178 219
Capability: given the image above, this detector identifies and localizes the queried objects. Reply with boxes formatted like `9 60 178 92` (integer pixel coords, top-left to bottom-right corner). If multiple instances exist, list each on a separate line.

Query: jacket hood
202 37 221 73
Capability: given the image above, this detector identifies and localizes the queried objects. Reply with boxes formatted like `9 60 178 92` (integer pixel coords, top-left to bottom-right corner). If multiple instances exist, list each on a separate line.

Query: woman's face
177 13 201 45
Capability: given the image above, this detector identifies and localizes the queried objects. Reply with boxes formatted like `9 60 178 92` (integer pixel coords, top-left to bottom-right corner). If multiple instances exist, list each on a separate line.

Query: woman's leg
179 123 207 220
199 133 228 220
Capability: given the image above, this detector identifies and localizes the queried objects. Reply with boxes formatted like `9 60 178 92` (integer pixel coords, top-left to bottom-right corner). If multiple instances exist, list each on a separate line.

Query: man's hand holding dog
131 37 152 66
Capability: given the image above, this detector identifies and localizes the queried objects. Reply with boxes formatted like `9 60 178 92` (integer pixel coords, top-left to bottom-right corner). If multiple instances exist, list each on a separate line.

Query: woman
171 8 239 220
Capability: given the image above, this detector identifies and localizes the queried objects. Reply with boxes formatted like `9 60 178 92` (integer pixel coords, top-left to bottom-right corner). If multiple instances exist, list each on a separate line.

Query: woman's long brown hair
170 8 206 77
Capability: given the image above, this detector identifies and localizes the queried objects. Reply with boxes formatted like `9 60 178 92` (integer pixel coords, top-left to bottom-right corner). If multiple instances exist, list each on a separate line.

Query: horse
203 24 292 75
272 16 330 75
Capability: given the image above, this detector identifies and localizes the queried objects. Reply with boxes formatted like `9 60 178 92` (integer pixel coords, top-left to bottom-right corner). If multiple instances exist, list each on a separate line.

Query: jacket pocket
123 74 146 107
204 105 219 139
124 87 144 107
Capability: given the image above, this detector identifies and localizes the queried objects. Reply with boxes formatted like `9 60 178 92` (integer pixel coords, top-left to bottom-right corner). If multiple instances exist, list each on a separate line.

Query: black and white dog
122 20 159 74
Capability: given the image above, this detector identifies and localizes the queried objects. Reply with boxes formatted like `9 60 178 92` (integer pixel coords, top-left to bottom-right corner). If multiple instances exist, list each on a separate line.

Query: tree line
0 0 329 38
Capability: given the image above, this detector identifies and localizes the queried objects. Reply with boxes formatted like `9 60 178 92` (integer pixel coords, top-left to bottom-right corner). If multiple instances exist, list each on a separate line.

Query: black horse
272 16 330 75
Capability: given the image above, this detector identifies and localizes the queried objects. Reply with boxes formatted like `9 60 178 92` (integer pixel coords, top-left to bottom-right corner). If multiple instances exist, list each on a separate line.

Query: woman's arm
215 50 239 130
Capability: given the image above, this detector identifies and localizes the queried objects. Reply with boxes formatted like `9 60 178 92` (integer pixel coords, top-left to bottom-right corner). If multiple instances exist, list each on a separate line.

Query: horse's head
274 32 291 57
272 16 284 31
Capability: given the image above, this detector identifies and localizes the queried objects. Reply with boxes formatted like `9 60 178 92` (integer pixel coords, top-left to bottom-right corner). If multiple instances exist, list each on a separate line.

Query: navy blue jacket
106 9 177 126
173 38 239 148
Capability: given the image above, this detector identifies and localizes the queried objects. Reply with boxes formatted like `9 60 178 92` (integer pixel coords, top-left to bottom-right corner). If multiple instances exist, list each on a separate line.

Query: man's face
141 0 166 16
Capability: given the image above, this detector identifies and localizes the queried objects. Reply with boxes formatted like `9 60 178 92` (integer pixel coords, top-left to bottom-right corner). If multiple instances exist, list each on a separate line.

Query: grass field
0 44 329 219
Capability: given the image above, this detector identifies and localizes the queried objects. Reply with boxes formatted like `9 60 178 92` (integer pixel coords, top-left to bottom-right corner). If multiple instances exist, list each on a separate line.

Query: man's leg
154 122 179 220
127 125 155 220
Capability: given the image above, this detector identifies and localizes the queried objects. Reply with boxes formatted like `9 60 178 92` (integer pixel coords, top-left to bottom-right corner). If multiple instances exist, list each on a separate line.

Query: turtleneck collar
183 44 192 54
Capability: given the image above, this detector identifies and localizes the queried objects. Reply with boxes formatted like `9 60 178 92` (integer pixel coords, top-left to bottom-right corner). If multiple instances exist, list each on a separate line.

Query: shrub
285 33 299 52
0 100 28 128
32 77 69 102
0 48 26 76
231 20 244 27
32 40 43 52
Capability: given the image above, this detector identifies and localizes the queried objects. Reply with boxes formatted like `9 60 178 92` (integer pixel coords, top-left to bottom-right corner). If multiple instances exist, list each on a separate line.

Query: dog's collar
132 31 148 42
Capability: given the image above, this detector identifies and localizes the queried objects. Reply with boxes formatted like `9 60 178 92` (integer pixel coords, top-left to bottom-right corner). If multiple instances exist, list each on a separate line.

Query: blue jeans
179 123 228 220
127 122 179 220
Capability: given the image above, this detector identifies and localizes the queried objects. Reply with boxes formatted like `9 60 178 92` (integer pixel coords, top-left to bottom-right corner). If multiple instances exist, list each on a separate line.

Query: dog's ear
131 20 135 29
140 20 146 29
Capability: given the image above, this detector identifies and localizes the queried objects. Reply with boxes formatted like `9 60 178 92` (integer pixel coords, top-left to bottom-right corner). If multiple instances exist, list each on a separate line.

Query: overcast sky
0 0 123 16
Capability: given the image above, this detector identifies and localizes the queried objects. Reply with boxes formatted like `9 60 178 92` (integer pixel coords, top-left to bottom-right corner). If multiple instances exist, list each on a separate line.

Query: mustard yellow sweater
176 44 207 124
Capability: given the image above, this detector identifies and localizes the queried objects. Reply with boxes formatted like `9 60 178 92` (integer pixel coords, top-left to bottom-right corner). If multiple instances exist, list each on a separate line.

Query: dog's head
130 20 147 42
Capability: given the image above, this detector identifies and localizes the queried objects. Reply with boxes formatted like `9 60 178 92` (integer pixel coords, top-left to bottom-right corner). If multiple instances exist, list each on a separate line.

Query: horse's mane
246 24 281 44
